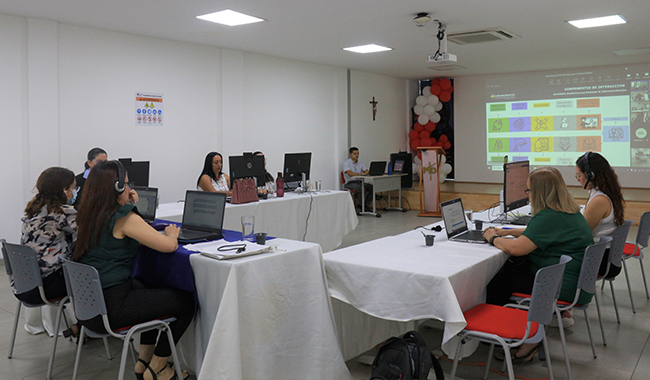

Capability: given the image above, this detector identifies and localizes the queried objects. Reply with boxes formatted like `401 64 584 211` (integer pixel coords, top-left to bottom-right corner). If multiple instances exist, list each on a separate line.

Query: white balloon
416 96 427 106
423 104 435 116
413 156 421 165
439 173 447 183
430 112 441 123
434 102 443 111
417 114 429 125
427 95 439 106
441 163 452 175
422 86 432 97
413 105 424 115
439 154 446 165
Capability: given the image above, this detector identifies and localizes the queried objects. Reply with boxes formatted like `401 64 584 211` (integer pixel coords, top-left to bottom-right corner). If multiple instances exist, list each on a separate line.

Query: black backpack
370 330 444 380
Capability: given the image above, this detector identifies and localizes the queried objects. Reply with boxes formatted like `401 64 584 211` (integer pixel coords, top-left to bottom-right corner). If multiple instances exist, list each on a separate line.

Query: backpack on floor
370 330 444 380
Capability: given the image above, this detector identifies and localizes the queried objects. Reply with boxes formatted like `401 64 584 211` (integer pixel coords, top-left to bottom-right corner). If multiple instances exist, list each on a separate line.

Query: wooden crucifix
369 97 378 121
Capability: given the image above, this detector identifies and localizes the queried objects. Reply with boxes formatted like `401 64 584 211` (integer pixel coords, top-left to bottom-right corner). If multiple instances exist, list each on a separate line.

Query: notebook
178 190 226 244
368 161 387 176
440 198 487 244
133 186 158 224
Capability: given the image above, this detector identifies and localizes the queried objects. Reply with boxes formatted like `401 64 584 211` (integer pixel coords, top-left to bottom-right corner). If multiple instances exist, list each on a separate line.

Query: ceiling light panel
568 14 626 29
343 44 392 54
197 9 264 26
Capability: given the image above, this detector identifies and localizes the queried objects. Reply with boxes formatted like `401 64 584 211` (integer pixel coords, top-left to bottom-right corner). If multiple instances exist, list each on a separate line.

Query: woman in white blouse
197 151 232 196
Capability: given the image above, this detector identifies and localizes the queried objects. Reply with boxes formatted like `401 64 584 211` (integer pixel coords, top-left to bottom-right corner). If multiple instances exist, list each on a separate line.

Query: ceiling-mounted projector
427 21 457 63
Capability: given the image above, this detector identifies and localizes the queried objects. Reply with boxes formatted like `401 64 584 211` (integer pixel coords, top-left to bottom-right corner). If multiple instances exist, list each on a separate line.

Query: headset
582 151 594 189
112 160 127 194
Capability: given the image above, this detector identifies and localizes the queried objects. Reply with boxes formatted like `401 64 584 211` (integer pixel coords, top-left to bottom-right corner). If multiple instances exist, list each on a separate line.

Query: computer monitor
118 158 150 187
283 152 311 183
229 153 266 187
390 151 413 188
503 160 530 213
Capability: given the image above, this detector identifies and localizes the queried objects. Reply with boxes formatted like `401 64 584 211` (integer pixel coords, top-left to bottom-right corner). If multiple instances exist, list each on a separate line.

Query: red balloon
438 134 449 143
425 121 437 132
430 84 442 96
439 78 452 90
414 123 424 132
409 130 420 140
443 141 452 150
430 137 438 145
419 130 430 139
417 151 422 160
410 139 420 151
447 85 454 94
420 138 432 147
432 78 441 85
439 91 451 103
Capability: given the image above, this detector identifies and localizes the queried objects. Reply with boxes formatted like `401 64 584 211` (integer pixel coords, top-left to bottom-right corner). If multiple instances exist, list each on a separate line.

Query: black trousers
598 248 622 278
15 268 68 305
486 256 536 306
80 278 195 357
344 180 373 207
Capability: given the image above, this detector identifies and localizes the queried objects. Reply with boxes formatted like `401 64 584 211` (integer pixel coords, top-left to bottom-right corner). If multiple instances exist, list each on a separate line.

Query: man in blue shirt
342 147 373 209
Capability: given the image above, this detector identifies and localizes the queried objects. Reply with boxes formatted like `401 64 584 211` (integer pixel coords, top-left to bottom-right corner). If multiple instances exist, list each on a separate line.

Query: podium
417 146 445 217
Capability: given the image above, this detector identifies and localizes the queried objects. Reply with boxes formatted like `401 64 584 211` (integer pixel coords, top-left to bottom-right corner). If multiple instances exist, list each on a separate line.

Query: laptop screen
369 161 386 175
133 187 158 223
440 198 469 238
182 191 227 231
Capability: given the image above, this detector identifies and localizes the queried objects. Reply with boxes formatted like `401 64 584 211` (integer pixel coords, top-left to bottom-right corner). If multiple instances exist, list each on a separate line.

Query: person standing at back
74 147 107 208
342 147 373 209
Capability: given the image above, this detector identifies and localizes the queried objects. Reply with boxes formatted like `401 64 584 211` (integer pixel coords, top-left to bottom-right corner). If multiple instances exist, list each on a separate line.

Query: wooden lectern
417 146 445 217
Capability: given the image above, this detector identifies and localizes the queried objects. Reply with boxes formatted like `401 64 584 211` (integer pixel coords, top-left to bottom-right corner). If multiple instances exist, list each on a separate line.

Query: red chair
622 212 650 307
341 172 360 208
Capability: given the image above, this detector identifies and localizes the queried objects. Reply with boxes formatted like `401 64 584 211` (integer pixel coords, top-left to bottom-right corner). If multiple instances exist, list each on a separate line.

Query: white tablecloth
324 222 507 359
188 238 352 380
157 190 358 252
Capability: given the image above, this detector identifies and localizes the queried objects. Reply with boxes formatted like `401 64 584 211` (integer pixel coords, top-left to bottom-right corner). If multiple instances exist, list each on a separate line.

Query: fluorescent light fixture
196 9 264 26
568 14 626 29
343 44 392 54
612 47 650 56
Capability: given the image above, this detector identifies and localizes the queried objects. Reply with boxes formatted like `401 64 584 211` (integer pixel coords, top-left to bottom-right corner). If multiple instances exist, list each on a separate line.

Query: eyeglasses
575 173 583 180
524 188 530 195
125 181 135 189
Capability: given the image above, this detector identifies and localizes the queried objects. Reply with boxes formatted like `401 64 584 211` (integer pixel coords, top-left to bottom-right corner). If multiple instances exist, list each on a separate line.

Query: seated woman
197 152 231 196
74 147 107 208
253 151 275 190
73 161 193 380
19 167 77 305
482 167 593 361
575 151 625 277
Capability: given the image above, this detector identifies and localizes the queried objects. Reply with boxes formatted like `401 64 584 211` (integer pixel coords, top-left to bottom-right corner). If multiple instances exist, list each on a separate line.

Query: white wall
0 14 409 242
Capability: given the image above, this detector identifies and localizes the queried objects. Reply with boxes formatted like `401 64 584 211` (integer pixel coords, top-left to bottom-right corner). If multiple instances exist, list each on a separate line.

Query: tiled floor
1 207 647 379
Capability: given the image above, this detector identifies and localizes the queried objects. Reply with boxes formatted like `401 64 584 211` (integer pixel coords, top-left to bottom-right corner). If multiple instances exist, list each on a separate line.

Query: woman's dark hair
253 151 274 183
25 167 75 218
196 152 223 187
83 147 107 169
576 152 625 225
73 161 123 260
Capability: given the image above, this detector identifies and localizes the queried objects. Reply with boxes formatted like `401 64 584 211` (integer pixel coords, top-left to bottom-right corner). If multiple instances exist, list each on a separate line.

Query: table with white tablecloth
187 238 352 380
324 222 507 360
157 190 358 252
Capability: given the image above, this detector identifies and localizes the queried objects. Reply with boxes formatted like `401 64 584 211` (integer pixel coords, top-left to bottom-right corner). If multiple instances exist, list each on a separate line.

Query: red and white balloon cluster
409 78 454 182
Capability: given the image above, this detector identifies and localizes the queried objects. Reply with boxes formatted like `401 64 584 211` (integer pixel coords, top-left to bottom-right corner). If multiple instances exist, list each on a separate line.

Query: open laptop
368 161 387 176
133 186 158 224
177 190 226 244
440 198 487 244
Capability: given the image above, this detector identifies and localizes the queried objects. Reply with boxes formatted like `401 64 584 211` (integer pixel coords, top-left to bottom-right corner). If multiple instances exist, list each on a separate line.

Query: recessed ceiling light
568 14 626 29
612 47 650 56
196 9 264 26
343 44 392 54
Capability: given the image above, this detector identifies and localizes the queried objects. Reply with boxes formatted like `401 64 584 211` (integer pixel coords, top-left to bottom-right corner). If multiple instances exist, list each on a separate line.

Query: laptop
440 198 488 244
177 190 226 244
133 186 158 224
368 161 387 176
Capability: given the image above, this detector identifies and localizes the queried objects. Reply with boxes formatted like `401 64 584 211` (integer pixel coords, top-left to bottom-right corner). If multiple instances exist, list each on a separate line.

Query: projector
427 53 457 63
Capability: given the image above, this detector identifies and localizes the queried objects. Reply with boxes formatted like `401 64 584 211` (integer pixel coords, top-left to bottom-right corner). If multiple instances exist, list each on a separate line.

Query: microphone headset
582 151 594 190
112 160 127 194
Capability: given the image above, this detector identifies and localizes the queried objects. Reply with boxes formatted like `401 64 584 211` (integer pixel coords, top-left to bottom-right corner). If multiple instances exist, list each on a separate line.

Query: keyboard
510 215 533 225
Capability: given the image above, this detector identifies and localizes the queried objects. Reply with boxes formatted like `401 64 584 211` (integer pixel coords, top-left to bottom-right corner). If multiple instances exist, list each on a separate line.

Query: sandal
495 342 543 363
62 323 80 339
135 358 149 380
145 363 189 380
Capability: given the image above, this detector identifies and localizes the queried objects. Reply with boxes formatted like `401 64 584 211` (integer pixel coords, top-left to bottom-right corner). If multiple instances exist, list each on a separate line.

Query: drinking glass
241 215 255 242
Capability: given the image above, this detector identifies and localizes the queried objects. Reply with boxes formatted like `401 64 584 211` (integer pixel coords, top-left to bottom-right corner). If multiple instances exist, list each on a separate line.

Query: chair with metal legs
450 255 571 380
597 220 633 324
621 212 650 307
62 259 182 380
1 240 69 380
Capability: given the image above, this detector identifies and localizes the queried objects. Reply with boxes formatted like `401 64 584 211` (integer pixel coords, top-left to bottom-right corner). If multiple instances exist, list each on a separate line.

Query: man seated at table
342 147 373 209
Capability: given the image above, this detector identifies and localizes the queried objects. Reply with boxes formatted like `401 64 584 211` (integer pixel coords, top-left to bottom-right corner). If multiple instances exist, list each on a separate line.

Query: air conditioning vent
448 28 520 45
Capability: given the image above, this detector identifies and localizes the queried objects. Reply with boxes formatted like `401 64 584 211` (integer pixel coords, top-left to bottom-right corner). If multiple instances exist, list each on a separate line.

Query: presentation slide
485 64 650 177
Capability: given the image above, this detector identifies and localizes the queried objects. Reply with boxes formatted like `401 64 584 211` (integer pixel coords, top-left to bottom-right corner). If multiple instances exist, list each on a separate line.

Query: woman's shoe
135 358 149 380
495 342 543 362
62 323 80 339
145 363 189 380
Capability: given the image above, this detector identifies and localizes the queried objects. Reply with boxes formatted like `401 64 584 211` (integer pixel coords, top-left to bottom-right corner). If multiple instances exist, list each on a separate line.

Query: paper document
184 240 275 260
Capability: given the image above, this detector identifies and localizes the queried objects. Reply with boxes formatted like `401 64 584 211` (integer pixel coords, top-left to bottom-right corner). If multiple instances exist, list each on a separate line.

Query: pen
501 227 513 230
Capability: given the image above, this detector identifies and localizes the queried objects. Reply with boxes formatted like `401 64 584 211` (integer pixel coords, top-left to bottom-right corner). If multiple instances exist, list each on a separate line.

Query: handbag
231 178 259 204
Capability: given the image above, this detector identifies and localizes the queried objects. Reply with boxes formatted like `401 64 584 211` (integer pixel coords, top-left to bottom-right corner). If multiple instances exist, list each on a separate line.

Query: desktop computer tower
390 152 412 188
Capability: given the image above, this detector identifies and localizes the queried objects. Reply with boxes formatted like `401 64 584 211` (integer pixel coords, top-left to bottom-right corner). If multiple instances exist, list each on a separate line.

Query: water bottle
387 162 392 175
276 172 284 198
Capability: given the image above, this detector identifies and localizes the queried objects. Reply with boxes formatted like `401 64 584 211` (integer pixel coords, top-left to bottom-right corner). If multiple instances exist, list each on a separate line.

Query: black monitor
503 160 530 212
118 158 150 187
283 152 311 183
390 151 413 188
229 153 266 186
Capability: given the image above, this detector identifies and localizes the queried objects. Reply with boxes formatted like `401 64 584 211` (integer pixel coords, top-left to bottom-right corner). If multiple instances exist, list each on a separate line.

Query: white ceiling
2 0 650 79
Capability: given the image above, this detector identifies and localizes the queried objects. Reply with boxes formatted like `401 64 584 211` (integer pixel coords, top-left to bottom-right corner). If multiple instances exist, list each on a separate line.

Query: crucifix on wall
369 97 378 121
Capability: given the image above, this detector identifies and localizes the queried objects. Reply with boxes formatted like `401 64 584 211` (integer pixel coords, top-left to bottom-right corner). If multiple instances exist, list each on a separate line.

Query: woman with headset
74 161 192 380
575 151 626 276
